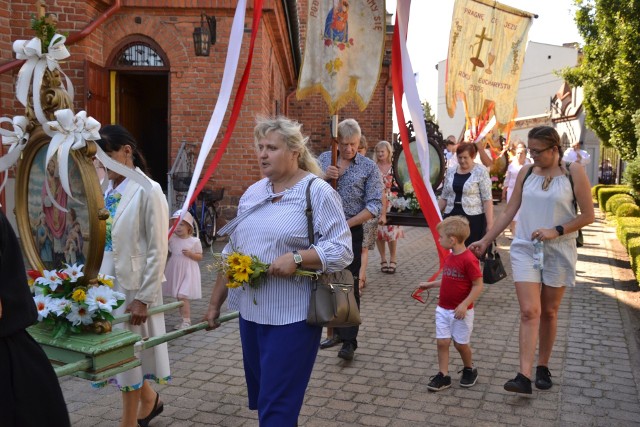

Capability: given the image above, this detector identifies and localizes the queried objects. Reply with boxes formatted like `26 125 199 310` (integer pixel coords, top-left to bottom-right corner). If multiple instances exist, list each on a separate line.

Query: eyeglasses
528 146 554 156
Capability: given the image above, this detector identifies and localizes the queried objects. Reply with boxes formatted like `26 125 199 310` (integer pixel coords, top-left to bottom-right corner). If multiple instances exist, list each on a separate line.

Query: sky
385 0 584 118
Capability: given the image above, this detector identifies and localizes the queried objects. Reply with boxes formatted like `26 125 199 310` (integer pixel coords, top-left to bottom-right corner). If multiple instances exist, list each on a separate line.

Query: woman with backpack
470 126 594 395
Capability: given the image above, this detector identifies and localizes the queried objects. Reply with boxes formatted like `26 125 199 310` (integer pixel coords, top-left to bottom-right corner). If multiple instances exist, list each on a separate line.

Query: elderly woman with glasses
470 126 594 395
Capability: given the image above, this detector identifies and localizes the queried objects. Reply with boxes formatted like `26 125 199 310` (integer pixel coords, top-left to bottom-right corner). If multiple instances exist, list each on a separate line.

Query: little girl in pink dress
162 211 203 329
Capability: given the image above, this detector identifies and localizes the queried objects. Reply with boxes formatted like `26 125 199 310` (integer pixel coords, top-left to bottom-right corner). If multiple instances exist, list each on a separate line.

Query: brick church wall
0 0 392 216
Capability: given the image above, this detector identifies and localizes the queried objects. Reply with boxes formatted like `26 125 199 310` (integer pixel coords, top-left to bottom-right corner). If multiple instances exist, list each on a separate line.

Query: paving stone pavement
59 204 640 426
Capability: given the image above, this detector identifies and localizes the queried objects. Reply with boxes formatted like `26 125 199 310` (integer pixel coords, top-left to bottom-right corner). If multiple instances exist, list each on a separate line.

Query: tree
562 0 640 160
421 100 437 124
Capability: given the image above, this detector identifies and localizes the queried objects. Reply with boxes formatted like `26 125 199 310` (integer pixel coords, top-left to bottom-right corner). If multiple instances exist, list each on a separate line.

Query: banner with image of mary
297 0 386 114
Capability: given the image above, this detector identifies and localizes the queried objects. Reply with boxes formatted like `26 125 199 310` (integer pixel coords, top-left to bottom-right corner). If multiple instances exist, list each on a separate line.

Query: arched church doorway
107 37 170 190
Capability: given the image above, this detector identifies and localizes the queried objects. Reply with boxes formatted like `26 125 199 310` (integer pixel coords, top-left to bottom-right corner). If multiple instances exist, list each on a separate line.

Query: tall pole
330 114 338 189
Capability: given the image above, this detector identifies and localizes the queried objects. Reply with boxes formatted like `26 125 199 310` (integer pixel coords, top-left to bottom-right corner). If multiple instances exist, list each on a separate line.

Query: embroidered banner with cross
445 0 534 127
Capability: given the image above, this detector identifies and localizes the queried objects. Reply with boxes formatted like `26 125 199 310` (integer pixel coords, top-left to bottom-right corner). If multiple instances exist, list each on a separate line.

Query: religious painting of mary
324 0 350 44
27 145 89 270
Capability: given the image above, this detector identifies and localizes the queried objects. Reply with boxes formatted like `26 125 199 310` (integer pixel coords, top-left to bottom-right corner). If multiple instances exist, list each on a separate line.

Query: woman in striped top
205 116 353 426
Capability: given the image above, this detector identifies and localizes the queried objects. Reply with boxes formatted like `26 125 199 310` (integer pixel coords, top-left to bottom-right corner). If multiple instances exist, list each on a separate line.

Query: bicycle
172 173 224 248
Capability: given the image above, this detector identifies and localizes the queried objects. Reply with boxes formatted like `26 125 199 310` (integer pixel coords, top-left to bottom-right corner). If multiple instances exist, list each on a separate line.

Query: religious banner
297 0 386 114
445 0 534 127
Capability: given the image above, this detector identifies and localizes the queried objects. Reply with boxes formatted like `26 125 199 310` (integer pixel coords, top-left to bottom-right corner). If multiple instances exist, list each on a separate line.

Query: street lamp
193 13 216 57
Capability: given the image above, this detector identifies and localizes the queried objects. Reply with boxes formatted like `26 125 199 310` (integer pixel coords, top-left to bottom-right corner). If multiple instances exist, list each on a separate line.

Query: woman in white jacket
97 125 170 427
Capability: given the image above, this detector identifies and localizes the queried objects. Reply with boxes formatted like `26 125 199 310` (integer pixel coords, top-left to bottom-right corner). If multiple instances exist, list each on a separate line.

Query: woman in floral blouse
438 143 493 246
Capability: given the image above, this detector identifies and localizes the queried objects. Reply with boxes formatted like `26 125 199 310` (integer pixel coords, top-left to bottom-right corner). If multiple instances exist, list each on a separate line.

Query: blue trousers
239 317 322 427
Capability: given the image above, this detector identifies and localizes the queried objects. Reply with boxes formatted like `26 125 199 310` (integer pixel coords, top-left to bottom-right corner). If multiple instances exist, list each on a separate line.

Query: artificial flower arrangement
30 264 125 339
211 249 318 304
389 182 421 214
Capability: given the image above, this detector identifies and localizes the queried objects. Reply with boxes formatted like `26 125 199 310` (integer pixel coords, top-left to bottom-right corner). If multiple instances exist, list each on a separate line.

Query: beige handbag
304 179 361 327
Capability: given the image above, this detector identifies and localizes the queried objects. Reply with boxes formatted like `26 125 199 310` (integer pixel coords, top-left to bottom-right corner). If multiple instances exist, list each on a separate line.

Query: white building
550 83 601 185
436 41 579 142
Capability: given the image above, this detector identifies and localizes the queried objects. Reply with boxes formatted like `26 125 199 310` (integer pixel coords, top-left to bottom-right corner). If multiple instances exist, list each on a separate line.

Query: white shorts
435 305 474 344
510 237 577 287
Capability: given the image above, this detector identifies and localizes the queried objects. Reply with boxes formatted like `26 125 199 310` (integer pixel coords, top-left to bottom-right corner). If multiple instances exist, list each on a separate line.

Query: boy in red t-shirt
416 216 484 391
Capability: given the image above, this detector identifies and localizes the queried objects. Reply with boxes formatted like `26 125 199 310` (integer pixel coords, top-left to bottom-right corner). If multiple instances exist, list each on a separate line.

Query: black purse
483 242 507 284
304 179 361 327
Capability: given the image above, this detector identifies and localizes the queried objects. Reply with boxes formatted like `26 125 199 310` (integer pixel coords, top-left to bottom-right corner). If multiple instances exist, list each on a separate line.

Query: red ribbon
391 19 447 281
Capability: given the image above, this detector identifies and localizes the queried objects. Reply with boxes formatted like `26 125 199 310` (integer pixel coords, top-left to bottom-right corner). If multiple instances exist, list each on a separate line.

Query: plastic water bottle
533 239 544 271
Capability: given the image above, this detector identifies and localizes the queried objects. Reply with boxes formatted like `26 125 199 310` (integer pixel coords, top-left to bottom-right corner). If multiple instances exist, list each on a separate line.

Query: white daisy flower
63 263 85 282
33 294 52 321
66 303 95 326
35 269 63 291
50 298 73 316
85 286 118 313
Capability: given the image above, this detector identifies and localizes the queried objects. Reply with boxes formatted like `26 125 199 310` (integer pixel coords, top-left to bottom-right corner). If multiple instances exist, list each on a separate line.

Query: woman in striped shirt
205 116 353 426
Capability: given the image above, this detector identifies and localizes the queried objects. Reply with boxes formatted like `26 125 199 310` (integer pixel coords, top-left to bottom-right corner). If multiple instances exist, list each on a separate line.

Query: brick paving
59 205 640 426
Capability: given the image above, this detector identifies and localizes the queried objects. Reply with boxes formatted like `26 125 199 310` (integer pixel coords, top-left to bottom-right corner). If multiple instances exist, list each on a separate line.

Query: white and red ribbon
13 34 74 125
393 1 448 279
171 0 248 233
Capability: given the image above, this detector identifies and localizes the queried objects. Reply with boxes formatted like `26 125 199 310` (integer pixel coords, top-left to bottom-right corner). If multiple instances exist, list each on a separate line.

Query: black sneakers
337 343 355 361
427 372 452 391
459 367 478 387
504 373 532 394
535 366 553 390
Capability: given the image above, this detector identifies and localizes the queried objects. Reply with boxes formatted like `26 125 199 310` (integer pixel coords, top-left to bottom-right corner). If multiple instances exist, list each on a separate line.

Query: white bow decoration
43 109 151 212
13 34 74 125
0 116 30 195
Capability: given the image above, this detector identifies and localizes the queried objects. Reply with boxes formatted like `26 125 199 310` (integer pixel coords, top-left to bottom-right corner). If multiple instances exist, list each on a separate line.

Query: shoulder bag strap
564 162 578 213
521 164 535 189
305 177 318 246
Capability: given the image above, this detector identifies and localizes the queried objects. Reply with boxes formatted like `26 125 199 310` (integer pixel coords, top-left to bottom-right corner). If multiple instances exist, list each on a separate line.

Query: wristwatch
555 225 565 236
292 250 303 268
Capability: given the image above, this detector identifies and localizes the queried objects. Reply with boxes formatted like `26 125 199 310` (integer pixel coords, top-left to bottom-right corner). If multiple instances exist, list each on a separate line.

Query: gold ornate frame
15 126 107 280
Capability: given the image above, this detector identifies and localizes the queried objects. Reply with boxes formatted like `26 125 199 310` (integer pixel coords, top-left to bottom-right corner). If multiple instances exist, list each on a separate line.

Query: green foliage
30 14 59 52
598 186 632 211
606 193 635 213
623 155 640 197
421 100 437 124
563 1 640 160
628 236 640 284
615 215 640 246
592 184 605 199
616 203 640 218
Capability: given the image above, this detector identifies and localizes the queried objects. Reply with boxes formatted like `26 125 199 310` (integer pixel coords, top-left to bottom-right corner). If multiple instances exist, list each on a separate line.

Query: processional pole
330 114 338 189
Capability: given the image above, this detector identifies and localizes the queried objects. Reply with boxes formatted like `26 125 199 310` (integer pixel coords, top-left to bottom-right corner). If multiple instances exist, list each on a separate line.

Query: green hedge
592 184 606 199
628 236 640 284
616 203 640 218
617 218 640 247
599 186 632 211
607 194 636 214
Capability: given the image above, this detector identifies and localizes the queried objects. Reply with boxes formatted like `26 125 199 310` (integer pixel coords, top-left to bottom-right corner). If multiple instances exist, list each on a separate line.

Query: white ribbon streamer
176 0 247 225
472 116 497 144
13 34 75 125
0 116 30 195
396 1 441 220
42 109 151 212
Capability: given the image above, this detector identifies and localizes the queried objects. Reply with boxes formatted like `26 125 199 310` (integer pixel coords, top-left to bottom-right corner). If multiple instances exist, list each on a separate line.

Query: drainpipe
383 73 391 140
0 0 122 76
284 87 296 117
